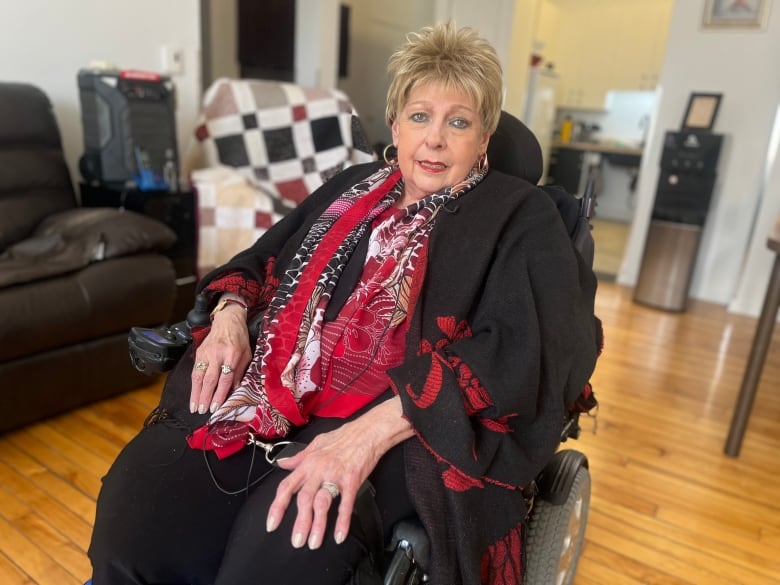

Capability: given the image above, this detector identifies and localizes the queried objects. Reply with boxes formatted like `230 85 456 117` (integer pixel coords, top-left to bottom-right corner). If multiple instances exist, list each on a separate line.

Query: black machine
77 68 179 191
634 129 724 311
652 130 724 226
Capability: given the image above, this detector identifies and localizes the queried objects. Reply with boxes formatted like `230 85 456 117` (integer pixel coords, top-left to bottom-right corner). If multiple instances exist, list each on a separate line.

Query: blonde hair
385 21 503 135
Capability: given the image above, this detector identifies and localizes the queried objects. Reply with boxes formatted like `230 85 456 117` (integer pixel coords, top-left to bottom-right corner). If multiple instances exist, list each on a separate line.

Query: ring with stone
321 481 340 499
194 361 208 372
220 364 234 375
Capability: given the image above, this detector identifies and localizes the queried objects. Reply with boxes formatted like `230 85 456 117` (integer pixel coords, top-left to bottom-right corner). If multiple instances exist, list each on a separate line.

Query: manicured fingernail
292 532 305 548
210 402 219 413
266 515 278 532
198 403 207 414
335 530 346 545
308 532 323 550
190 402 196 414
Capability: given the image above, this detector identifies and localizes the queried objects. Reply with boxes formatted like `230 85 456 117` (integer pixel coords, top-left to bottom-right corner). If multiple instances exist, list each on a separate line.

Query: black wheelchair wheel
524 465 591 585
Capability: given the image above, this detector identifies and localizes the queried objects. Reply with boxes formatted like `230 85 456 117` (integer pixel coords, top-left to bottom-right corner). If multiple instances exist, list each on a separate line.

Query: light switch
160 45 185 76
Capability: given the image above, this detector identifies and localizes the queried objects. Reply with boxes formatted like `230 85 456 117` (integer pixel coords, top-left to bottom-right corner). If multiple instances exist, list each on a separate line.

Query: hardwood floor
591 218 631 281
1 281 778 584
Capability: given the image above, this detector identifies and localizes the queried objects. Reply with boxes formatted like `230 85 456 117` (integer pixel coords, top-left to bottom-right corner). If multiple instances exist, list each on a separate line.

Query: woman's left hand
265 396 413 550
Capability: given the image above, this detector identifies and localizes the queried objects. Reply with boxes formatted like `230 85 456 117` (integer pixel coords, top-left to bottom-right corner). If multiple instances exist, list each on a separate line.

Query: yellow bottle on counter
560 116 573 143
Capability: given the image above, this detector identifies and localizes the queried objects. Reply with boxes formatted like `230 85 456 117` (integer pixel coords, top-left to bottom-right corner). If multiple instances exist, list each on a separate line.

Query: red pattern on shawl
262 179 399 425
308 207 419 416
481 524 523 584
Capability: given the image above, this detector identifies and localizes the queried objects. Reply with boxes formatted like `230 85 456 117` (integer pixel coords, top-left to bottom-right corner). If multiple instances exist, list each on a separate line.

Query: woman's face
392 81 490 203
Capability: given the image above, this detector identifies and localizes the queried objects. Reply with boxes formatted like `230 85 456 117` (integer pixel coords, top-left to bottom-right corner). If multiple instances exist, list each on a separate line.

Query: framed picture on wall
703 0 772 29
681 93 723 131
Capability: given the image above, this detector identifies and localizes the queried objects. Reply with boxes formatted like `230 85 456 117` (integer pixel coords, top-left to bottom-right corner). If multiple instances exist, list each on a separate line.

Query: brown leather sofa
0 82 178 433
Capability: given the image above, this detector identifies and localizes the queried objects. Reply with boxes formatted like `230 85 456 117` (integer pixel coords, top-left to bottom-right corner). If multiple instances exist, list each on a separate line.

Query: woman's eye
410 112 428 123
450 118 470 129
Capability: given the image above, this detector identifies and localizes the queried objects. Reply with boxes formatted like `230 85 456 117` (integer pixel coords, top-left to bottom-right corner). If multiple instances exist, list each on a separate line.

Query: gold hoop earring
383 144 398 166
476 152 488 174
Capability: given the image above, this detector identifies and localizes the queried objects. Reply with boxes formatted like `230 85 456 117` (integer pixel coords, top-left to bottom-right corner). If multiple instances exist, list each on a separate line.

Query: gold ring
220 364 234 375
321 481 340 499
194 361 208 371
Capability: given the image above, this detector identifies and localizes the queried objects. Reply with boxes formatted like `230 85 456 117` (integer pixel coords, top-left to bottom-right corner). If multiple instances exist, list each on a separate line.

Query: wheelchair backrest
487 110 601 422
487 111 596 268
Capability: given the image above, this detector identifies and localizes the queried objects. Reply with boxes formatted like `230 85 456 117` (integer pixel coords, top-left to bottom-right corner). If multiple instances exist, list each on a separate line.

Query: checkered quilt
191 78 376 275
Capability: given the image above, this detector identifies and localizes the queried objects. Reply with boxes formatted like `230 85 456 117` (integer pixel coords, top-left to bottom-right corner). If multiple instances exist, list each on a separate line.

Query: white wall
296 0 340 88
619 0 780 316
729 104 780 315
2 0 201 191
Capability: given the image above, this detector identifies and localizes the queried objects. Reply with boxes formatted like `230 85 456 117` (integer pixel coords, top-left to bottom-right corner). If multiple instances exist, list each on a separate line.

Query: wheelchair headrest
487 111 544 185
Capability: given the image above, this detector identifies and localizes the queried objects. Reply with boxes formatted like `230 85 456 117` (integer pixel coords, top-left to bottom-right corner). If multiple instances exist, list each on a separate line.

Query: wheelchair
117 111 599 585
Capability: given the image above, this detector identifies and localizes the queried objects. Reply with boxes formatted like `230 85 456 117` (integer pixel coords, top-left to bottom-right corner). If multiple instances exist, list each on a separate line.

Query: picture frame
681 93 723 132
702 0 771 29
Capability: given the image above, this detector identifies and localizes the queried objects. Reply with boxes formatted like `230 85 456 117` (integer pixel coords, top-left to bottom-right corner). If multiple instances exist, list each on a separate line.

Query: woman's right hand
189 305 252 414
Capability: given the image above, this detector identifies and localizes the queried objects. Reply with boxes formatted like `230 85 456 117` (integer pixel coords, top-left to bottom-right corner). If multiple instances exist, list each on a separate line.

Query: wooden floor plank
576 539 690 585
0 485 91 580
0 515 82 585
0 439 96 523
588 503 779 584
0 460 93 552
11 425 108 482
6 430 102 499
0 551 36 585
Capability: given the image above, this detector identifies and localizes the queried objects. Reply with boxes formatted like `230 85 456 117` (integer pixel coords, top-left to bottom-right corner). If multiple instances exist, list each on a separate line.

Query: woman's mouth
417 160 447 172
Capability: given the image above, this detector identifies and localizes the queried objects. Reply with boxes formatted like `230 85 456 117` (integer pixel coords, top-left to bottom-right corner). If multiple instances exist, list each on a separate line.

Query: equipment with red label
77 68 179 191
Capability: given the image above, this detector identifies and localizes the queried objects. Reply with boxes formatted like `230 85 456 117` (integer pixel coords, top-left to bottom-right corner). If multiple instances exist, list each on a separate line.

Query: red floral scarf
188 164 486 457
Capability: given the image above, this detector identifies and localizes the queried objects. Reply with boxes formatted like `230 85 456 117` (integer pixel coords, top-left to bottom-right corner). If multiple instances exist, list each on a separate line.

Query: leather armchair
0 82 178 432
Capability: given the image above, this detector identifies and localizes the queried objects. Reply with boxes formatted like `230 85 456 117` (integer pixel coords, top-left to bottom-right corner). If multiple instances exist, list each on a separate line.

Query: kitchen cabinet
537 0 673 109
550 0 618 110
611 0 674 91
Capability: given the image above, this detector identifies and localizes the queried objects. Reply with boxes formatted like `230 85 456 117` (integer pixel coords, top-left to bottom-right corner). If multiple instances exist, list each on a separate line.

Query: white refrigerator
522 68 559 184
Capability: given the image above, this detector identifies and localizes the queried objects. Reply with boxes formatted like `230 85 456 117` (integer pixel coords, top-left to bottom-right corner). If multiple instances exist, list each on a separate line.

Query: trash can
634 220 702 311
634 131 723 311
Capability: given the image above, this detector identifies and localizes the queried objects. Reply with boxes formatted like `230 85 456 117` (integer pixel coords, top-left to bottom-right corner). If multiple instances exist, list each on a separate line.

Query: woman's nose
425 123 446 148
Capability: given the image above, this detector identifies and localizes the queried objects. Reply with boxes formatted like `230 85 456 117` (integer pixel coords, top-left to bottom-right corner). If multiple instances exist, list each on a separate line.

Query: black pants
88 353 414 585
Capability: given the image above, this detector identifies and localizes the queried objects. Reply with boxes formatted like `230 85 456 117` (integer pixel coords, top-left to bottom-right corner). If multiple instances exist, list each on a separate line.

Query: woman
89 22 598 585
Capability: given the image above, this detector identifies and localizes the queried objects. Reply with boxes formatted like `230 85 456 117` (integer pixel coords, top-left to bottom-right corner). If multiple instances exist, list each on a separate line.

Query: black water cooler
634 131 723 311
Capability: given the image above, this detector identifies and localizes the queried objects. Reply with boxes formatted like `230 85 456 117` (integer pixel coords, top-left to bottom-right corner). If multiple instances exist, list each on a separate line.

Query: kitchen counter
547 140 643 221
553 140 644 158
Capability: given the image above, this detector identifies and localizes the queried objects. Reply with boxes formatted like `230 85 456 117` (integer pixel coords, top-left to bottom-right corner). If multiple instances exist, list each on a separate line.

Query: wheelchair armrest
384 518 430 585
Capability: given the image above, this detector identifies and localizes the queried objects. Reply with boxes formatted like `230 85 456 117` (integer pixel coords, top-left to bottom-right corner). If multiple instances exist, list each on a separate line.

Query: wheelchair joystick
128 294 211 374
186 293 211 329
